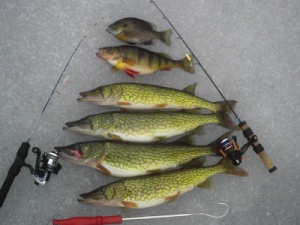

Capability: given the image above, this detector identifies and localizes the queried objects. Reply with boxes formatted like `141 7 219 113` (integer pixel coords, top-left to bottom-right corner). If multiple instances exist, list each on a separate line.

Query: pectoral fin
96 163 111 176
198 178 215 189
122 201 138 208
124 72 136 79
123 58 136 66
107 132 123 141
165 192 180 202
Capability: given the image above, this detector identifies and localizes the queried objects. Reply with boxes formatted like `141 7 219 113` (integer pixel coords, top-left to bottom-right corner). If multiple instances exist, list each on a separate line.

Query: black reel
0 143 62 207
218 135 251 166
25 147 62 185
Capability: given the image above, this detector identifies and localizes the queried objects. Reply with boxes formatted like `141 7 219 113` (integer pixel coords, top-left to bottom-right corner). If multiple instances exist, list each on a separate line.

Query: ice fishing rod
0 23 98 208
150 0 276 173
52 202 228 225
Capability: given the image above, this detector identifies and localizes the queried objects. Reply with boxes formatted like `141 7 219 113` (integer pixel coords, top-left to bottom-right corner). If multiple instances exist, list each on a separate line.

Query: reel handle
239 121 277 173
0 142 30 207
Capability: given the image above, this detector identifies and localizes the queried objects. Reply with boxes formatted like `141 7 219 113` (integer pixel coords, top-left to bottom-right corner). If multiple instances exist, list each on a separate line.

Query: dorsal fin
183 82 197 94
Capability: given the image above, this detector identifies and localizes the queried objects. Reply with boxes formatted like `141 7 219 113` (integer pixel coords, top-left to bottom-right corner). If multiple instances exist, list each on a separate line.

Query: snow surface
0 0 299 224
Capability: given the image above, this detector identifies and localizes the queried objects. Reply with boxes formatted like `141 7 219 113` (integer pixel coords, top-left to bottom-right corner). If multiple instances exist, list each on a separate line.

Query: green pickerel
63 111 239 142
78 158 248 208
54 133 229 177
78 82 237 113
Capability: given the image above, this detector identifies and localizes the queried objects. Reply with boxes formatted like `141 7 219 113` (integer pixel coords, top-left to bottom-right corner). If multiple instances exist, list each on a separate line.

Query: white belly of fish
107 130 185 142
101 162 148 177
127 187 195 209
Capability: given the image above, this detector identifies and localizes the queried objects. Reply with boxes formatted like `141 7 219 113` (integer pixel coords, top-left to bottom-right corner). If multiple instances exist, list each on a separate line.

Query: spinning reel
27 147 61 185
0 142 61 207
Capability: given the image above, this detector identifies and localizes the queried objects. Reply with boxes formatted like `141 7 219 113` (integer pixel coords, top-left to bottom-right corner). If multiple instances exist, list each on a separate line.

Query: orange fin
107 132 123 141
125 68 140 75
117 101 132 106
156 103 168 108
147 169 161 174
122 201 138 208
165 192 180 202
125 71 136 79
96 163 111 176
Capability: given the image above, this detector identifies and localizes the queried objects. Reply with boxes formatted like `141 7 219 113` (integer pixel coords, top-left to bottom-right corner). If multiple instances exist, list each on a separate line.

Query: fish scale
78 159 248 208
96 45 195 78
64 111 239 142
78 83 237 112
55 139 222 177
102 143 213 171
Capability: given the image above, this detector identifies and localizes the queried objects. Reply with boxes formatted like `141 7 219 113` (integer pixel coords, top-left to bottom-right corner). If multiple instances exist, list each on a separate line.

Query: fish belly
106 130 184 143
123 186 195 208
100 162 148 177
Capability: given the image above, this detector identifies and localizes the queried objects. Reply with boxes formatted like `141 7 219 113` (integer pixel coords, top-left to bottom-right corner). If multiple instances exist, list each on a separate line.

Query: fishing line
150 0 277 173
150 0 240 122
27 23 98 142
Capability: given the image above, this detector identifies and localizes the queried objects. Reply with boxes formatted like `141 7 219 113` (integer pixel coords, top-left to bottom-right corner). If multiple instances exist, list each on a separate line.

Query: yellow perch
96 45 195 79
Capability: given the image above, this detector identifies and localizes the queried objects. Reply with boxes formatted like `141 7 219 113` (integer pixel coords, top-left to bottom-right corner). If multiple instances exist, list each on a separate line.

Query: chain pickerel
54 133 229 177
78 158 248 208
78 82 237 113
96 45 195 79
63 111 239 142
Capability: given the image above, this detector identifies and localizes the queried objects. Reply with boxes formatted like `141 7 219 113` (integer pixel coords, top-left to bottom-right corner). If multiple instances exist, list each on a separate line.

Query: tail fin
219 158 248 177
180 54 195 74
160 29 172 46
216 112 240 131
214 100 237 113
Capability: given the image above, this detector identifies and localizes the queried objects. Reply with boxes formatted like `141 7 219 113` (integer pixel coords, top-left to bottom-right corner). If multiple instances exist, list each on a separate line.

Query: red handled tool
53 202 229 225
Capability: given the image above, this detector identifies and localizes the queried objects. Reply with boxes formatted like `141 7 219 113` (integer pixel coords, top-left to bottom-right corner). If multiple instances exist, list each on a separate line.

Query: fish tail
214 100 237 113
179 54 195 74
219 158 248 177
216 112 240 131
159 29 172 46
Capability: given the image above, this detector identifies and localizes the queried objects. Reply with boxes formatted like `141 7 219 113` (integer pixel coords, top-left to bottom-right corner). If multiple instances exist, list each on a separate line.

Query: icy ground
0 1 299 225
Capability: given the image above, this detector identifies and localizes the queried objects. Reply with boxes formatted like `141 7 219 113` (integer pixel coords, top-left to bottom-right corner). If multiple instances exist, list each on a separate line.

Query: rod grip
239 121 277 173
0 142 30 207
53 215 123 225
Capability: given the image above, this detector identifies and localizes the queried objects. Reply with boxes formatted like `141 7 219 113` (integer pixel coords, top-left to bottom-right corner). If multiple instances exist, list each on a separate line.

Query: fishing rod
150 0 276 173
52 202 229 225
0 23 99 208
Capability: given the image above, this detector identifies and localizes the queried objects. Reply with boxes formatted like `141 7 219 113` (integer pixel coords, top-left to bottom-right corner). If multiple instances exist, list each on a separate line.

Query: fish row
98 17 195 79
58 17 247 209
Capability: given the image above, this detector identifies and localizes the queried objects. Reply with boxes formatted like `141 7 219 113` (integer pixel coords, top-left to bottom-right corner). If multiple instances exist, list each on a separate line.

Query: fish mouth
63 116 94 135
96 49 107 60
78 189 122 207
54 145 83 160
106 26 121 35
64 117 91 128
78 187 107 204
77 92 104 104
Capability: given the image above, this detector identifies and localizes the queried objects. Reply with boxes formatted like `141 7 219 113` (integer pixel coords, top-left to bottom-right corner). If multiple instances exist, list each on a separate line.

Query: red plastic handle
53 215 123 225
